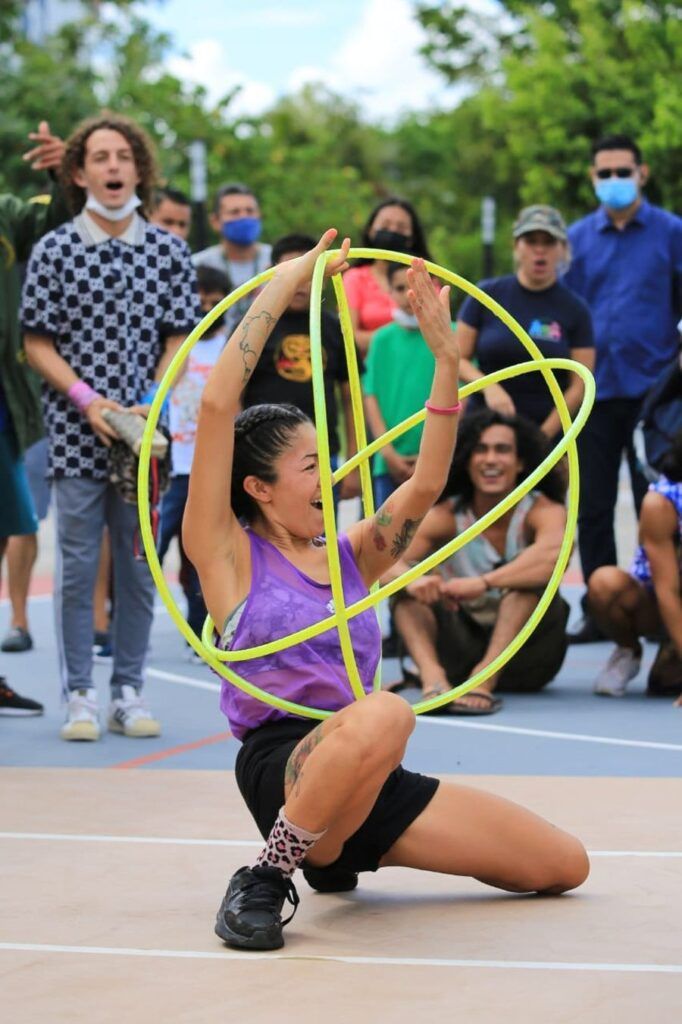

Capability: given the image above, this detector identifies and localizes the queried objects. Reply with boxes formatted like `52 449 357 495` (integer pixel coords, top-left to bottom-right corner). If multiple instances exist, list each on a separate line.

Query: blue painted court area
1 585 680 777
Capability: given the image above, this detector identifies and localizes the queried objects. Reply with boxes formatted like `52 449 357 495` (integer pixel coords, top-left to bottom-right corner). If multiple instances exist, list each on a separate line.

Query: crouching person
388 410 570 714
589 430 682 701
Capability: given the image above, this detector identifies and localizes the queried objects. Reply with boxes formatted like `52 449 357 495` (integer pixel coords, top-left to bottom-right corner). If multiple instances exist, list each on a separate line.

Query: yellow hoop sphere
138 249 595 717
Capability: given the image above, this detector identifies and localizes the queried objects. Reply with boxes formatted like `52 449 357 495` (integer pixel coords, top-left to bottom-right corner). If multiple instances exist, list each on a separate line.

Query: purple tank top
218 530 381 740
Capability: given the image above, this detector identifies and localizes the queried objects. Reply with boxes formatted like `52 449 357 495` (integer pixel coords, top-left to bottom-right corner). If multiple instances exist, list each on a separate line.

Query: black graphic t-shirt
242 309 355 455
458 274 594 425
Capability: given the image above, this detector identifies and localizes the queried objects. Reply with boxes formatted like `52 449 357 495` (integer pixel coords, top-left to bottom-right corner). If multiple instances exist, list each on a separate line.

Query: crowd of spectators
1 114 680 733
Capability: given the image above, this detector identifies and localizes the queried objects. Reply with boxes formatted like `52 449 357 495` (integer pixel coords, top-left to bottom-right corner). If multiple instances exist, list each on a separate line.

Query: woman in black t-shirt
457 206 595 439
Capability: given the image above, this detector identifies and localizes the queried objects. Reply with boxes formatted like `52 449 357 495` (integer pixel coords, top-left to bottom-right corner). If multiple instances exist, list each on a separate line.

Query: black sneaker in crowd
303 864 359 893
567 614 605 645
1 627 33 653
215 865 299 950
92 631 113 662
0 678 44 716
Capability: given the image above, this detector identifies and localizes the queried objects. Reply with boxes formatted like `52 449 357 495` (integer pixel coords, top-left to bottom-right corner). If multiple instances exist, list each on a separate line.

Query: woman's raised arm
348 259 460 585
183 229 350 574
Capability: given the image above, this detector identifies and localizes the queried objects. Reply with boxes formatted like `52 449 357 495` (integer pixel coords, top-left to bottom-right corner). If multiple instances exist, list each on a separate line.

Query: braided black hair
232 403 312 520
443 409 567 505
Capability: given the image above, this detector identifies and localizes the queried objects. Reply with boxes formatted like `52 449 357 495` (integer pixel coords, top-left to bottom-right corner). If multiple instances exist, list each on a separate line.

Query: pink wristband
425 399 462 416
67 380 101 413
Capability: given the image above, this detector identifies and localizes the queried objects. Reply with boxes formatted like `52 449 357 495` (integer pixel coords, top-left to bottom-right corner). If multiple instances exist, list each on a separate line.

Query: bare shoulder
640 491 678 540
525 493 566 536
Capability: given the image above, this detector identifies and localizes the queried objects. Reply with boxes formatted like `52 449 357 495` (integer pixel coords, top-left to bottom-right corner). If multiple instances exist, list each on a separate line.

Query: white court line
0 942 680 973
146 667 220 693
0 832 259 848
143 667 682 752
1 832 681 858
418 716 682 752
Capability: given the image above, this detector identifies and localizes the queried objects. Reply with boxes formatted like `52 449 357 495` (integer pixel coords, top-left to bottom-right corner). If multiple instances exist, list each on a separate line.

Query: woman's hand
273 228 350 295
484 384 515 417
406 259 457 366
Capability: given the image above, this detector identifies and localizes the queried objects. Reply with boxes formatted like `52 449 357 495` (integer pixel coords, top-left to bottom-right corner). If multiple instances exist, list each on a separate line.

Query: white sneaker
108 685 161 738
594 646 641 697
61 688 100 741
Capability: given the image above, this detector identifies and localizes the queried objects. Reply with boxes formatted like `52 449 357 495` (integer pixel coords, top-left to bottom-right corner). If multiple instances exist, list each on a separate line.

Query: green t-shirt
363 321 436 476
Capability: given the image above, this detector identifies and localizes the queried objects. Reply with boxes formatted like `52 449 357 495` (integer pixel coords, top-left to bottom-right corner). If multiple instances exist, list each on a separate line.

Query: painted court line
1 833 680 858
418 716 682 752
109 731 232 770
145 668 220 693
0 942 679 974
0 832 260 847
144 668 682 753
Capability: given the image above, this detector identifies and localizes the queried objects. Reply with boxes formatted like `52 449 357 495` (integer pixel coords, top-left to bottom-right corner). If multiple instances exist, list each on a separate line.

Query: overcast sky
143 0 471 121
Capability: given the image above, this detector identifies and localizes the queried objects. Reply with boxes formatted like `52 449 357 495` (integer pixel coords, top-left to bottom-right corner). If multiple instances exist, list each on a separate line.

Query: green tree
417 1 682 214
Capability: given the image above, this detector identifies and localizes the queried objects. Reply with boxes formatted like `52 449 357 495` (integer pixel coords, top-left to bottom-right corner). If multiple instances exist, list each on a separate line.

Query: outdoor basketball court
1 499 681 1022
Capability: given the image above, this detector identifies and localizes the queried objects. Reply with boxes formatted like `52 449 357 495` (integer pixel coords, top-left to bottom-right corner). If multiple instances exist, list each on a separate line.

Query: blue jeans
53 477 155 696
158 475 207 637
372 472 397 510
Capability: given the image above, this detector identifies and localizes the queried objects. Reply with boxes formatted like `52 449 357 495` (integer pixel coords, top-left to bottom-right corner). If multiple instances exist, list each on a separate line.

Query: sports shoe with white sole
61 688 100 740
108 685 161 738
594 646 641 697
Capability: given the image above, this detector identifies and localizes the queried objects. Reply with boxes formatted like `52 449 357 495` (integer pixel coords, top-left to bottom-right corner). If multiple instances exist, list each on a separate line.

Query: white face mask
392 307 420 330
84 191 141 222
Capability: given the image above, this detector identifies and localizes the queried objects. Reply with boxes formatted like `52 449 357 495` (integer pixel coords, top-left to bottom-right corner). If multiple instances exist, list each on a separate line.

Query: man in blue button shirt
564 134 682 643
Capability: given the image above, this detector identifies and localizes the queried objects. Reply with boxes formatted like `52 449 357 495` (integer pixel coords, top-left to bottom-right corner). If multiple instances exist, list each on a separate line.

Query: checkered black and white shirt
21 213 201 479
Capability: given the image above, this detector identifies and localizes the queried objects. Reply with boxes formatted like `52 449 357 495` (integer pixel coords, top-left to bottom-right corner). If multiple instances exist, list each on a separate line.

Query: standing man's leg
53 477 107 739
623 396 649 514
106 484 159 737
2 533 37 650
1 437 43 653
93 529 113 659
571 399 625 642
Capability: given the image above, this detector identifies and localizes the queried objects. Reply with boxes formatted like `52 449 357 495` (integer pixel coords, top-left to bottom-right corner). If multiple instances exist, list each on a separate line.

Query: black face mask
370 228 413 253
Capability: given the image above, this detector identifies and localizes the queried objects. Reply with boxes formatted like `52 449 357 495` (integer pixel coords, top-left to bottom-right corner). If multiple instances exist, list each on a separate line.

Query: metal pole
481 195 496 278
188 140 208 252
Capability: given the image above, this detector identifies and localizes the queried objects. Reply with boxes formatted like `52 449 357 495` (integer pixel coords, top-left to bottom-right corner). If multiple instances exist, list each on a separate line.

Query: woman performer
183 230 589 951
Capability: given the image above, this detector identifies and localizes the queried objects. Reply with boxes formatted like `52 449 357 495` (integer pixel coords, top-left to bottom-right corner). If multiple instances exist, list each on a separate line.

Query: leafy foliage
2 1 680 285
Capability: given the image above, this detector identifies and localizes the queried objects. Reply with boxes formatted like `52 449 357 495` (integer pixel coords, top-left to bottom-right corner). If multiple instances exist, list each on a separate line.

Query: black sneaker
303 864 359 893
1 627 33 653
214 865 299 950
92 631 112 661
0 678 44 716
567 614 605 644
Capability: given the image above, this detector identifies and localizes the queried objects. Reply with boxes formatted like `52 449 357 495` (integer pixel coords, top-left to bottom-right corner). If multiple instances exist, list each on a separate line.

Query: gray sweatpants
53 477 155 699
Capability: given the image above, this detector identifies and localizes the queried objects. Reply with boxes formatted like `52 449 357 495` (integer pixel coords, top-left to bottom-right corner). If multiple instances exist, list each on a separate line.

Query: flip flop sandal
448 690 503 716
420 686 459 715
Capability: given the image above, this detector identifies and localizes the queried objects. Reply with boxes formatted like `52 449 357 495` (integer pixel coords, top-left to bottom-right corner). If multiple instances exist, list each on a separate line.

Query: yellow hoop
138 249 595 717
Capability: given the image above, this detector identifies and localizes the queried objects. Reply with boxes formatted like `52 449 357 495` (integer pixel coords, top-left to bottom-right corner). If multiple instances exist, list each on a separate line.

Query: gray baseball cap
512 205 567 241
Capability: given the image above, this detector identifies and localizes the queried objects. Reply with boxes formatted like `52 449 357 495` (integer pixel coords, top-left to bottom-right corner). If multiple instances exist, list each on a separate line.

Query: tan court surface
1 768 681 1023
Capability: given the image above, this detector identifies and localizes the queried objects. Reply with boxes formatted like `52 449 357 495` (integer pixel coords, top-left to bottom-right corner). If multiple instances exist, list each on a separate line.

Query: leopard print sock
255 807 326 878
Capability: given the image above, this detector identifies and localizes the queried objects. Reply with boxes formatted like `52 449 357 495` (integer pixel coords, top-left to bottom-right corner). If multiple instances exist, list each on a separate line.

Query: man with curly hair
21 113 201 741
387 411 570 715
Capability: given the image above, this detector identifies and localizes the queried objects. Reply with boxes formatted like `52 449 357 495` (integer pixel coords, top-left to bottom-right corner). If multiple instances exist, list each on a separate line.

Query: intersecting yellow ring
138 249 595 717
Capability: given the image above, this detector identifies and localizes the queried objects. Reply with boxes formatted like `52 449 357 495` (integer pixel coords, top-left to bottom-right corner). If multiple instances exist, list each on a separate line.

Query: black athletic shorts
235 716 439 874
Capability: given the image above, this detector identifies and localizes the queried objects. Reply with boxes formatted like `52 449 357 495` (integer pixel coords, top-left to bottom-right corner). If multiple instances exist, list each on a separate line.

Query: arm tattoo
390 516 424 559
236 310 275 385
372 504 393 552
284 723 326 798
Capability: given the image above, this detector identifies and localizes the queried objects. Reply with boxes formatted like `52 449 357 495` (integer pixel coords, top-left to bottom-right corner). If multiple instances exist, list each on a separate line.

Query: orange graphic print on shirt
274 333 328 382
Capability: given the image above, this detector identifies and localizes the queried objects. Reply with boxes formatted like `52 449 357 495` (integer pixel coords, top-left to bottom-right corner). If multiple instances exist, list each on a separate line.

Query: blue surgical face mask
221 217 261 246
594 178 638 211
